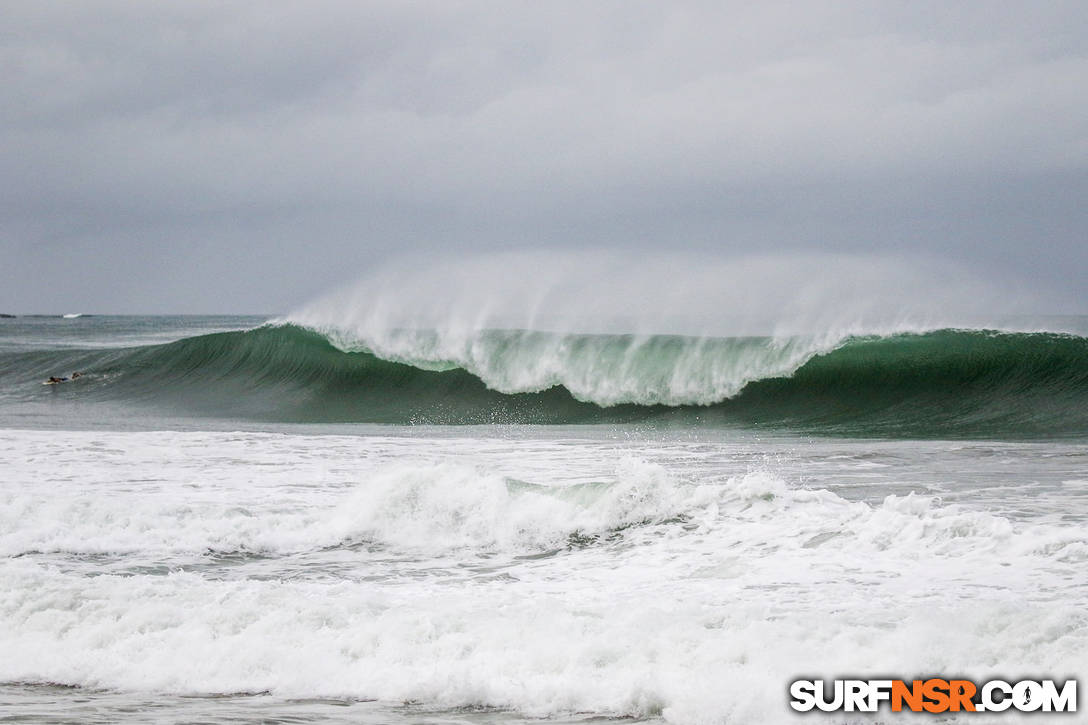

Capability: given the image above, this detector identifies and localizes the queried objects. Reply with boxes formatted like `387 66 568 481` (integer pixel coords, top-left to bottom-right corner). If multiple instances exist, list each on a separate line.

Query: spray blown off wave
7 323 1088 437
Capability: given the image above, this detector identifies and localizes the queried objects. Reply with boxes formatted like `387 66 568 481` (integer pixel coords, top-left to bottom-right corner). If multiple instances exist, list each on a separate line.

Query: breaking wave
5 323 1088 437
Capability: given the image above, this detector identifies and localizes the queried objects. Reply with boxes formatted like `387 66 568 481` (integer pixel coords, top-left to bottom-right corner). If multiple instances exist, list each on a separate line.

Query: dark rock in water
0 314 15 318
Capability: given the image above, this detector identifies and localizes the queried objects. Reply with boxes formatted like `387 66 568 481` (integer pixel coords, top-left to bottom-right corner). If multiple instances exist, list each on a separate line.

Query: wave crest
5 323 1088 436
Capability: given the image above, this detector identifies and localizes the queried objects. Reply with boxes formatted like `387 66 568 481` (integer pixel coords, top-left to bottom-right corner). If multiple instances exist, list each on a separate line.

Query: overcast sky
2 1 1086 314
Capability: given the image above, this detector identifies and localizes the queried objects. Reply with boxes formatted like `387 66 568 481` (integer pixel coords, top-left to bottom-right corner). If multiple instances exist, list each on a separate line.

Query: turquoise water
4 316 1088 437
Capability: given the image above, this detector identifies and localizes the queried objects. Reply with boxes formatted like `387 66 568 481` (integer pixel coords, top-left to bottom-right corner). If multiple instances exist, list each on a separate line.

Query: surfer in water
44 372 83 385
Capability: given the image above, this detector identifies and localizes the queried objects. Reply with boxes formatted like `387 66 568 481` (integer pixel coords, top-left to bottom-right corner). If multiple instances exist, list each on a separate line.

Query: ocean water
1 315 1086 724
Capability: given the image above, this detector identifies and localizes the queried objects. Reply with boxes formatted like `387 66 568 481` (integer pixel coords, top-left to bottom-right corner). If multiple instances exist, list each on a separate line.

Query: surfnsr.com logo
789 679 1077 713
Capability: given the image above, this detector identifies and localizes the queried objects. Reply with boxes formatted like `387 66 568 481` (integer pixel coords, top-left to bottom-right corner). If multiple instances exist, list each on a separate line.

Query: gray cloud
2 1 1086 313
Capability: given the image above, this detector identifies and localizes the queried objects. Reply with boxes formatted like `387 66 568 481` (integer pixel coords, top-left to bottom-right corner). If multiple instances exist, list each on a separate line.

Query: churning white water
2 427 1085 723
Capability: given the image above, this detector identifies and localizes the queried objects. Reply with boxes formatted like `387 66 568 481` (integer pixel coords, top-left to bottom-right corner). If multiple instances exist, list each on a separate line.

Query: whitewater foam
2 429 1085 723
295 325 837 406
3 433 1065 563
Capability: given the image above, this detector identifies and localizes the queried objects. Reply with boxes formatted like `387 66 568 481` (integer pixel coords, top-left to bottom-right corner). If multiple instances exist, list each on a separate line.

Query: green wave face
6 325 1088 438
